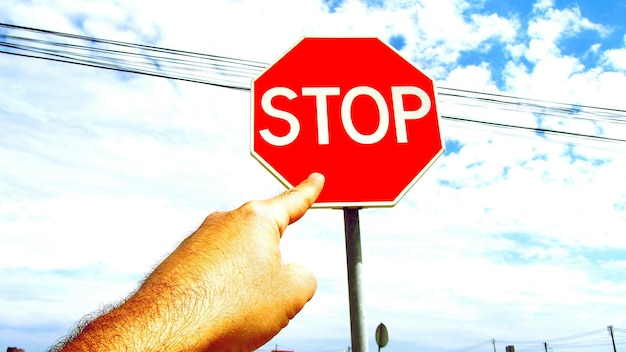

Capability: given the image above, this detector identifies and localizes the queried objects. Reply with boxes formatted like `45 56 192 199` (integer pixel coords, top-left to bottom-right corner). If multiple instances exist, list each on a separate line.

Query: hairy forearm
57 284 198 351
54 228 240 351
55 255 220 351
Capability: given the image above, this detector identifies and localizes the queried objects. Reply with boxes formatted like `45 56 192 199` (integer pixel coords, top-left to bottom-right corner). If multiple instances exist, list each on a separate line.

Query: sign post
251 37 444 352
344 208 367 352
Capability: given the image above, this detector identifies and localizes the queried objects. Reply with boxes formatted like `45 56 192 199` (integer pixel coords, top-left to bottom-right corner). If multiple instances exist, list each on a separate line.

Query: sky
1 0 626 351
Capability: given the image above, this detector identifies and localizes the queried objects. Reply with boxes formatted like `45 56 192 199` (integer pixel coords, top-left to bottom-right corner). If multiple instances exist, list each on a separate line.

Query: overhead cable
2 22 625 149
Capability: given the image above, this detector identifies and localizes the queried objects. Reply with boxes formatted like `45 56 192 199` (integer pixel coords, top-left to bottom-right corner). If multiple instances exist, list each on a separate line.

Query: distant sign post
251 37 443 352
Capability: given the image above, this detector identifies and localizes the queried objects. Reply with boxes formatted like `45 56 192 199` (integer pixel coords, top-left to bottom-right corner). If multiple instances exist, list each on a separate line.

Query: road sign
251 37 443 207
375 323 389 350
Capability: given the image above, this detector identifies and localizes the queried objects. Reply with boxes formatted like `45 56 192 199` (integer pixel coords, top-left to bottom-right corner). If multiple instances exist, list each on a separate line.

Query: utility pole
608 325 618 352
544 342 548 352
492 339 496 352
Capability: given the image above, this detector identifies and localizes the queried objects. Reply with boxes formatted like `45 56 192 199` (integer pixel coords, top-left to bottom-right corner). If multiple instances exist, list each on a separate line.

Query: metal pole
609 325 617 352
343 207 368 352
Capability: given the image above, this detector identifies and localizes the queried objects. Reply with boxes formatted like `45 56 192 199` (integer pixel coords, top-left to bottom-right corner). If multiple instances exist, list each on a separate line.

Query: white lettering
258 85 430 146
391 86 431 143
341 86 389 145
259 87 300 146
302 87 340 145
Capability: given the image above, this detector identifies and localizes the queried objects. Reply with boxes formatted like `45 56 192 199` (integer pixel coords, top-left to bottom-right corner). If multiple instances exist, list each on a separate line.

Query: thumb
280 263 318 320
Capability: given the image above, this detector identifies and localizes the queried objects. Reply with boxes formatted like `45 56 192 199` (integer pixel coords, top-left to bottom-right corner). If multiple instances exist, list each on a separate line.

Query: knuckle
237 200 273 224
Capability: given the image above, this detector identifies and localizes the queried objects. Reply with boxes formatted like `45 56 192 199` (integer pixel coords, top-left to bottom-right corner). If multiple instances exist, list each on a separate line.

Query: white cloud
442 63 498 91
603 47 626 70
525 6 607 59
533 0 554 11
497 3 626 110
503 45 626 110
401 0 518 76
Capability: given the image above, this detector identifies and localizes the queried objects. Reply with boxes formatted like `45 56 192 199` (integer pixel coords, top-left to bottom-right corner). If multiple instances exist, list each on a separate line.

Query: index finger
266 173 325 232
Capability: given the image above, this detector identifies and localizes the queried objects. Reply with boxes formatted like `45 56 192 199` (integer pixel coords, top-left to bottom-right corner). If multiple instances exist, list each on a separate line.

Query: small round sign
375 322 389 349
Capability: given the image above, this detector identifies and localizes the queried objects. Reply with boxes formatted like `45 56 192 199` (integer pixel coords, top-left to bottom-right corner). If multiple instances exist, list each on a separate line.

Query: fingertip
297 172 325 197
262 173 325 234
308 172 325 185
286 173 325 219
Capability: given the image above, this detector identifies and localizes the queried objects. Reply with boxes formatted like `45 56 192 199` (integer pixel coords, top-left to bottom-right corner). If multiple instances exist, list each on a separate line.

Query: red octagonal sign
251 37 444 208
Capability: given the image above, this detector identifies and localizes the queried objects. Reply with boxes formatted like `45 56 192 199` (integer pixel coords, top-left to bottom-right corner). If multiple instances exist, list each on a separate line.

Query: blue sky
1 0 626 351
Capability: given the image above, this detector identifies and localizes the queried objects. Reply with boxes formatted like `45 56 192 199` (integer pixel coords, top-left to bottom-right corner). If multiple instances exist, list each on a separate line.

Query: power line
439 86 626 121
448 327 626 352
446 339 494 352
443 115 626 144
1 22 625 149
499 328 607 345
0 22 261 90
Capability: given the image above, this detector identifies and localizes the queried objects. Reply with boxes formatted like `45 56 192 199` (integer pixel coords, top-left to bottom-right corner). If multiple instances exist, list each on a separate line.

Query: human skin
55 173 325 351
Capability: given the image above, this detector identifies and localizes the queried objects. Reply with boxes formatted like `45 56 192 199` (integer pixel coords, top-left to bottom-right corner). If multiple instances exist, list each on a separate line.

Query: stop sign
251 37 443 208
